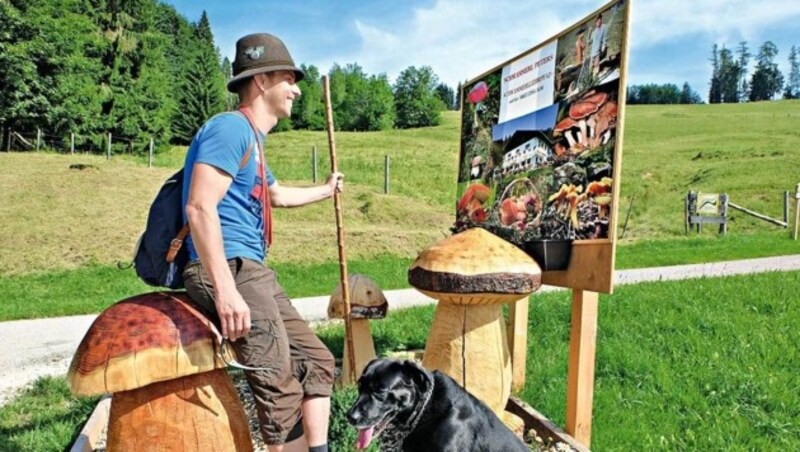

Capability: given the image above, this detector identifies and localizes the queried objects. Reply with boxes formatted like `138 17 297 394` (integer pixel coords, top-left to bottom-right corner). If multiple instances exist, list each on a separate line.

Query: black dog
347 358 529 451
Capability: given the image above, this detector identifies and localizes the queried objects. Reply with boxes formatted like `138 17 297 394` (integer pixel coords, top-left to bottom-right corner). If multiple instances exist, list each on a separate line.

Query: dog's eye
373 392 388 401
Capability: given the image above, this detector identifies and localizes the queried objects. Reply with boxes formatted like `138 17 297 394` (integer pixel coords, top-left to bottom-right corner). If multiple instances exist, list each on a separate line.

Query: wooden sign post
453 0 632 447
793 183 800 240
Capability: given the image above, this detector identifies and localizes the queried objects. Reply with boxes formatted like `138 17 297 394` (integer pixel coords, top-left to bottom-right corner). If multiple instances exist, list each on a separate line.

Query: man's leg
184 259 307 448
268 436 307 452
302 396 331 447
267 268 336 450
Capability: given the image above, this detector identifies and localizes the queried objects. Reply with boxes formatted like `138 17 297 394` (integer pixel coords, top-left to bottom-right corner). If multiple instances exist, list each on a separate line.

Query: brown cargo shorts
183 257 335 445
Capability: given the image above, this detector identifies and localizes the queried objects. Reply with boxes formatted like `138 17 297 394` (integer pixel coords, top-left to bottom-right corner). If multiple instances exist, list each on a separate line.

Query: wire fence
2 128 156 160
3 130 395 190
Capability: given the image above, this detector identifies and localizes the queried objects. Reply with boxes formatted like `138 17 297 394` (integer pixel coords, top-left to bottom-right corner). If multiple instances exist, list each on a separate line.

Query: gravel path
1 254 798 406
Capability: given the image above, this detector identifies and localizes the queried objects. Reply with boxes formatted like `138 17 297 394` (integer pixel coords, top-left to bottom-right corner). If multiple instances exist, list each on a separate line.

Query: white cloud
330 0 800 89
632 0 800 46
335 0 567 88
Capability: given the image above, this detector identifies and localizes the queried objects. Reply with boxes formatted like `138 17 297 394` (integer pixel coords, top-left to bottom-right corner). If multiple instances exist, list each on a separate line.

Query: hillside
1 101 799 276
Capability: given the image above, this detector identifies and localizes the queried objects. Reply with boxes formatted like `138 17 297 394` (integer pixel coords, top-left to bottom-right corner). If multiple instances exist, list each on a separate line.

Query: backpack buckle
166 238 183 263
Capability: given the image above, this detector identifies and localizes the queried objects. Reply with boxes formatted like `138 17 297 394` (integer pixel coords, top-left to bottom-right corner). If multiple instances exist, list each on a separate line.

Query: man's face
595 17 602 27
260 70 301 119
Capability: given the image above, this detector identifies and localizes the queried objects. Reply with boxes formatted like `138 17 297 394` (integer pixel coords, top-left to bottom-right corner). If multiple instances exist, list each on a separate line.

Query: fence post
36 128 41 152
312 145 318 183
107 133 111 160
6 129 10 152
71 133 75 155
149 138 154 168
793 183 800 240
784 190 789 225
384 155 390 194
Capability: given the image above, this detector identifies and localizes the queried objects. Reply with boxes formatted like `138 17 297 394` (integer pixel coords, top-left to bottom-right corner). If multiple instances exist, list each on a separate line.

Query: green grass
520 270 800 450
3 232 800 321
4 102 800 278
0 377 99 452
4 272 797 450
620 101 800 240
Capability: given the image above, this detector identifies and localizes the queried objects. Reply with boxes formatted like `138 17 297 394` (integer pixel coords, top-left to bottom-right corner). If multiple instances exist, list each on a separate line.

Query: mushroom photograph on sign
455 0 629 287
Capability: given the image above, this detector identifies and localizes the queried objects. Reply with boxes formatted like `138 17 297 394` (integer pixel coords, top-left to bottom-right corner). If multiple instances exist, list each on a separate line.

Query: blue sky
163 0 800 100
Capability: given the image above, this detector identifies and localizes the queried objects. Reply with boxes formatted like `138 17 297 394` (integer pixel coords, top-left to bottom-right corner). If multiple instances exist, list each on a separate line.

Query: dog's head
347 358 433 450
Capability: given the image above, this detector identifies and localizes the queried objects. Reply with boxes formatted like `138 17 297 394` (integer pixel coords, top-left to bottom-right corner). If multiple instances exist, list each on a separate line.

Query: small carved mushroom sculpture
408 228 542 419
68 292 252 451
328 274 388 384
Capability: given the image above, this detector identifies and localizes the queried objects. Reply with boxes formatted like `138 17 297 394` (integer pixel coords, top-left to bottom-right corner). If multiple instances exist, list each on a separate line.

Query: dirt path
2 254 798 406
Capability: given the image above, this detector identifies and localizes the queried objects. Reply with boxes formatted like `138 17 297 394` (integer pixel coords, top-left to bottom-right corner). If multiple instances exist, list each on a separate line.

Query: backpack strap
237 106 273 247
166 118 256 264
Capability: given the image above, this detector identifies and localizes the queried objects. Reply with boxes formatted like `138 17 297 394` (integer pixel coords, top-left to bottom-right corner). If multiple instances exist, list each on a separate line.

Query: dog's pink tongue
356 426 374 450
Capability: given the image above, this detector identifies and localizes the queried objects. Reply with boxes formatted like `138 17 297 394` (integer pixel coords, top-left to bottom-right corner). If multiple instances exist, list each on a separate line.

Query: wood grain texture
409 228 541 276
107 369 252 452
541 239 614 294
422 303 511 416
340 319 376 385
328 274 388 319
68 292 226 396
565 290 599 448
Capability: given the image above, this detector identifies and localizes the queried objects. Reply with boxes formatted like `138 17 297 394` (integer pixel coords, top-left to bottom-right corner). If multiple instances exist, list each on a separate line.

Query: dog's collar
381 368 435 451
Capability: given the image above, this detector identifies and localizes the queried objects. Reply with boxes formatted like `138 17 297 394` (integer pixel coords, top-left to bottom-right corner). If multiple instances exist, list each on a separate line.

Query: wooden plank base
506 397 590 452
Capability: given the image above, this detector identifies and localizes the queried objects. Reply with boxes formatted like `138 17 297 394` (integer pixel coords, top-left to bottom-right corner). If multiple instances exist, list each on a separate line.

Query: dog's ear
401 360 431 392
361 358 383 376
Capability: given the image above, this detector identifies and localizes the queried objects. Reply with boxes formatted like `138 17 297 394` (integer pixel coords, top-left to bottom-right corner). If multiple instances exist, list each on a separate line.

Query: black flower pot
524 239 573 271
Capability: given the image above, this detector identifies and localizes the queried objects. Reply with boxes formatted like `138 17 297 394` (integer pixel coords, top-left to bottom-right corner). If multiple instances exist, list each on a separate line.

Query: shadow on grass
0 377 99 452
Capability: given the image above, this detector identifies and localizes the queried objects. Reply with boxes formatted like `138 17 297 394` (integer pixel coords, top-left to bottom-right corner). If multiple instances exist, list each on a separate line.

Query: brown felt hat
227 33 305 93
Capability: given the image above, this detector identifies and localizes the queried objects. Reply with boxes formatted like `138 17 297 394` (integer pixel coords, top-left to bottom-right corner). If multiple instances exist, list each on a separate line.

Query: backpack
133 109 267 289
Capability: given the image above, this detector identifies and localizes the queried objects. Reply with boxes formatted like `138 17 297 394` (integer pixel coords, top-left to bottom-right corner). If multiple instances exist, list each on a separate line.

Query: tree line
627 40 800 105
0 0 457 154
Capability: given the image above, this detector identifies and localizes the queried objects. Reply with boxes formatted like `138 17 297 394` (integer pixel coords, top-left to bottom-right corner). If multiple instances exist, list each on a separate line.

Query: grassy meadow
2 271 797 451
1 101 799 319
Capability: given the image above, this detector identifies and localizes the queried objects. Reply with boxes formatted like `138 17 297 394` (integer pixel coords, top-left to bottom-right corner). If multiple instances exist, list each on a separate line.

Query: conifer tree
784 46 800 99
171 10 227 143
749 41 784 101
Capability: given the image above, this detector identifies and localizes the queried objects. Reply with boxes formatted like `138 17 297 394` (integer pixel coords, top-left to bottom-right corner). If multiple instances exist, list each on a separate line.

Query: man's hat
227 33 305 93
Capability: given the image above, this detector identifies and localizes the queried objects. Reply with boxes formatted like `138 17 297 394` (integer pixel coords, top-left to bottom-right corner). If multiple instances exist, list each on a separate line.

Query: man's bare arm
185 163 251 341
269 171 344 207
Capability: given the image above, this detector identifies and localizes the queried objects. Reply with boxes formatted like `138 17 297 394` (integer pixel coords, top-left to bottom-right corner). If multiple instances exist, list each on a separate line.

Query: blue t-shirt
182 112 276 263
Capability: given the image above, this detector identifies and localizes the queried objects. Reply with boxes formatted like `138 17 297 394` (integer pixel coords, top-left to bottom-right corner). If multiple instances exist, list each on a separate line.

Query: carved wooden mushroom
68 292 252 451
328 274 388 384
408 228 541 418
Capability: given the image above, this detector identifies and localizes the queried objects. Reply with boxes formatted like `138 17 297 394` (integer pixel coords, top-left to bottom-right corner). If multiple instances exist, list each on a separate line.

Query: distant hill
1 100 799 275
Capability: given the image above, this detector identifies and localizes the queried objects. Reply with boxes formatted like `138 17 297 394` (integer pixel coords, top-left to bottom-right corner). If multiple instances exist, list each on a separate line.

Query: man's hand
214 287 251 341
327 172 345 194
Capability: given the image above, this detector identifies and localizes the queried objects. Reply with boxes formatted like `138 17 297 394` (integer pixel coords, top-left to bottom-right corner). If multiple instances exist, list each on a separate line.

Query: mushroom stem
341 319 377 385
108 369 253 451
422 302 511 414
564 130 578 148
578 119 588 145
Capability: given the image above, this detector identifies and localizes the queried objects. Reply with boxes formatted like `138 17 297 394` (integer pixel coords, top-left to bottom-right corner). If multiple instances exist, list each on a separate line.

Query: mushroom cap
67 292 229 396
568 100 600 120
408 228 541 305
553 117 578 134
328 274 388 319
467 81 489 104
457 183 491 212
471 155 483 166
582 91 608 106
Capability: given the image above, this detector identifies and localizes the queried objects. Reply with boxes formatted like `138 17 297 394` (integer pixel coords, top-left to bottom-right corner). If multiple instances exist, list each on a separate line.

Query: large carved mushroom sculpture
68 292 252 451
408 228 541 419
328 274 388 384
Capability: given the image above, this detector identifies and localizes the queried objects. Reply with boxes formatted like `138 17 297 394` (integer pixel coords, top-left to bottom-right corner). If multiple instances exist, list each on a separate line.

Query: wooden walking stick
322 75 357 384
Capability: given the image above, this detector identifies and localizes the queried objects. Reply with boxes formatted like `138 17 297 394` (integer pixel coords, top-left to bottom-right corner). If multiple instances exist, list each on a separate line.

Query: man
589 14 608 77
181 33 341 452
